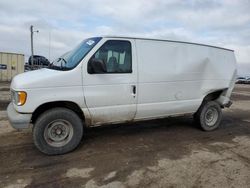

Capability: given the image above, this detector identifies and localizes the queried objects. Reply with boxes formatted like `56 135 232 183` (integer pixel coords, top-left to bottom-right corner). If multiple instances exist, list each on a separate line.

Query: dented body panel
134 39 236 120
7 36 237 129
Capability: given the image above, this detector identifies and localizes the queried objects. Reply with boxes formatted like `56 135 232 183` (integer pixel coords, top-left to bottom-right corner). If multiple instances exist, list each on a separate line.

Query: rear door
82 38 138 125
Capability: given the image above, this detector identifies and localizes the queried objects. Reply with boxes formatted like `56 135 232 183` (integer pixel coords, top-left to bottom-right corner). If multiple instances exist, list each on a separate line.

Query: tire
194 101 222 131
33 107 83 155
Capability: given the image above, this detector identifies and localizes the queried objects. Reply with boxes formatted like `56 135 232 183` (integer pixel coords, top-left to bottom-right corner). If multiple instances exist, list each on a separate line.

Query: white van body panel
8 36 237 129
11 67 85 113
134 39 236 120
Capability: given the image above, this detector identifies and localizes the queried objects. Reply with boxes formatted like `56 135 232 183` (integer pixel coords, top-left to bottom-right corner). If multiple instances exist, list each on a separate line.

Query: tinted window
88 40 132 74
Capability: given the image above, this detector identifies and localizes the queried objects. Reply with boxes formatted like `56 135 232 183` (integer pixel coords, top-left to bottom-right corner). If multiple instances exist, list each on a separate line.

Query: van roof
102 36 233 52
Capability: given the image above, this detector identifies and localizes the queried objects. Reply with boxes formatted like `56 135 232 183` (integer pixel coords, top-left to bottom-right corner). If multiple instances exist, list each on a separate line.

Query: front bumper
7 103 32 129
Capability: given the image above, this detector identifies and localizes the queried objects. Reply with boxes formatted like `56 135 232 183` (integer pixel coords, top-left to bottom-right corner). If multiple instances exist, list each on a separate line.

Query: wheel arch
203 89 225 102
31 101 85 124
196 89 226 112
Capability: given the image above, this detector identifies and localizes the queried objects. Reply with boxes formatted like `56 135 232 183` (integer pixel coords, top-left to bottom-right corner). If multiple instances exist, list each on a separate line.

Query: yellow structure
0 52 24 81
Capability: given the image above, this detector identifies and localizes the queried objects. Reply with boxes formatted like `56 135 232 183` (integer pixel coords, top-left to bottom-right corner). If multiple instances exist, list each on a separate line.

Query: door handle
131 85 136 97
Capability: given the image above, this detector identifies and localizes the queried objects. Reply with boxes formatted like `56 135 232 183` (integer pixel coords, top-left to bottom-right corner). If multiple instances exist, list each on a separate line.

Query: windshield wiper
59 57 68 70
58 57 67 68
48 57 68 70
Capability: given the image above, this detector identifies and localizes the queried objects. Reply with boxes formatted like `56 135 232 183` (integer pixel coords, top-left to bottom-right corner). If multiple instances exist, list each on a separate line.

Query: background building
0 52 24 82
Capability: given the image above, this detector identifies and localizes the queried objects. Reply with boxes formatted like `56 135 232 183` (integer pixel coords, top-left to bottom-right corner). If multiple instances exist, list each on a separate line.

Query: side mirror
88 58 107 74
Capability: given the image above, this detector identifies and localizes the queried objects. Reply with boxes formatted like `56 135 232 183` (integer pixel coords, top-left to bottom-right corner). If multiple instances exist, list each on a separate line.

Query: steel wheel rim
44 119 73 147
205 107 218 127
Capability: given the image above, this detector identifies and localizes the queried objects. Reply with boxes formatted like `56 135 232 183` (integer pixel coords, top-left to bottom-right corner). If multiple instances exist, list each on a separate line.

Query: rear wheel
194 101 222 131
33 108 83 155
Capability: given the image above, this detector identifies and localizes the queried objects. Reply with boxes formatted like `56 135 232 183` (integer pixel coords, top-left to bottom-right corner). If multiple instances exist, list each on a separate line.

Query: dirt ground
0 83 250 188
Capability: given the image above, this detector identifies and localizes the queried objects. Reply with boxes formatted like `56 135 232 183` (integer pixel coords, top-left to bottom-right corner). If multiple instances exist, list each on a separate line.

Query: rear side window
88 40 132 74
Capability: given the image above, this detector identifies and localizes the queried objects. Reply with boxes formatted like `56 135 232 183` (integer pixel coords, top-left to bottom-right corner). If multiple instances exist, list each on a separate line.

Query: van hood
11 68 82 90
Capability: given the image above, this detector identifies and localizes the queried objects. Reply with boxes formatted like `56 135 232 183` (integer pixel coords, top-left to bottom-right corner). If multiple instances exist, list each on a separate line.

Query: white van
7 36 237 155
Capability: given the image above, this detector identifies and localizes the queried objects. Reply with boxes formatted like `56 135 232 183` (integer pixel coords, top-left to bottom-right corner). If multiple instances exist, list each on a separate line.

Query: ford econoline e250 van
7 36 237 155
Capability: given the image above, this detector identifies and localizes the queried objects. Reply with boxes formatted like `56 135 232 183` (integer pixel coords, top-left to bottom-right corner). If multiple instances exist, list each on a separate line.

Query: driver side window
88 40 132 74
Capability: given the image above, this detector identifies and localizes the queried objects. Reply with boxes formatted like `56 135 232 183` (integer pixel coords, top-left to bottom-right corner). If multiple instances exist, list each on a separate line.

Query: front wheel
194 101 222 131
33 108 83 155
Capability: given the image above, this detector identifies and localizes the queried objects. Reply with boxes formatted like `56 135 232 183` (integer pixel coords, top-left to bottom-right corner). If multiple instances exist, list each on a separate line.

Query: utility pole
30 25 39 68
49 30 51 62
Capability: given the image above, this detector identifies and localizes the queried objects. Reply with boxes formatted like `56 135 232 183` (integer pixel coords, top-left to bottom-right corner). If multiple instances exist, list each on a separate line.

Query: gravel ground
0 83 249 188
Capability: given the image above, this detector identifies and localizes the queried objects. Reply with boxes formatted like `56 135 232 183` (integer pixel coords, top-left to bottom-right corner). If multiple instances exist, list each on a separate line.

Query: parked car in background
7 36 237 155
236 76 250 84
246 77 250 84
28 55 50 66
236 76 247 84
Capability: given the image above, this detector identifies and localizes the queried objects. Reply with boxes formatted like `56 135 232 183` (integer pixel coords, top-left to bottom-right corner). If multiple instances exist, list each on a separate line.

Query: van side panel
135 39 236 120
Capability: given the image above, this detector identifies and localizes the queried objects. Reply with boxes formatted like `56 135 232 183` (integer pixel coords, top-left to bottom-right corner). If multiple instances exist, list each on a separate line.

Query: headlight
11 90 27 106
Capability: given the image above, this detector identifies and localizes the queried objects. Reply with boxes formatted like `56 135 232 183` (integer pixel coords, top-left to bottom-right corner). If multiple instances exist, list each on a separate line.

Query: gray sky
0 0 249 74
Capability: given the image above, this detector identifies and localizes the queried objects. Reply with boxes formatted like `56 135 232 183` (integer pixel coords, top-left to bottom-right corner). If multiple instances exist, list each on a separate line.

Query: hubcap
44 119 73 147
205 107 218 127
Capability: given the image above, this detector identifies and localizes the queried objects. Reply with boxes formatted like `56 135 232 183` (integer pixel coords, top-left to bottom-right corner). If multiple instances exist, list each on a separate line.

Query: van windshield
49 37 102 70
